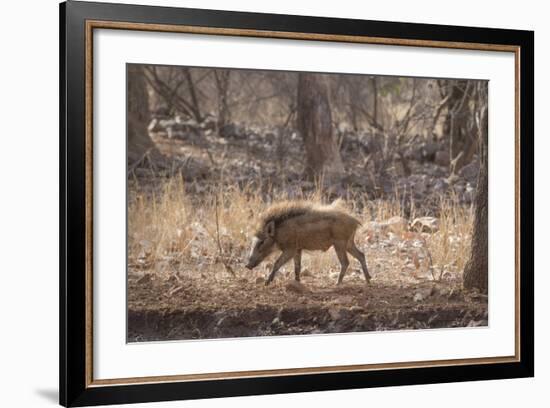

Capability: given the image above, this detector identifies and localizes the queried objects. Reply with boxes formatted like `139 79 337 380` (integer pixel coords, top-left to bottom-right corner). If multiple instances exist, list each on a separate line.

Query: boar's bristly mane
256 200 360 234
259 201 312 230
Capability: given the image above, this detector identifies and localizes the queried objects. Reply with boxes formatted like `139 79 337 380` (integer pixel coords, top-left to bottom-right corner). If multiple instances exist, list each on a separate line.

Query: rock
429 285 440 297
469 291 488 301
300 268 313 277
349 305 364 313
200 115 217 132
255 276 266 285
139 239 153 250
165 273 181 284
168 285 184 296
410 216 439 233
137 274 152 285
459 160 480 182
408 142 440 161
404 145 423 161
328 307 342 320
219 123 247 139
148 118 163 133
421 142 439 160
427 313 441 325
441 271 453 281
446 173 460 185
434 150 450 166
464 183 476 203
219 123 238 138
382 216 408 234
433 178 449 194
334 295 355 305
285 280 309 294
447 288 463 301
413 287 433 302
148 116 204 140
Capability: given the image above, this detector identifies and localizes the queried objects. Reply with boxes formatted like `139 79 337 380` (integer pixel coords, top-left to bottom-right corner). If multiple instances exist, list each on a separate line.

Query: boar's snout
245 233 275 271
245 255 262 270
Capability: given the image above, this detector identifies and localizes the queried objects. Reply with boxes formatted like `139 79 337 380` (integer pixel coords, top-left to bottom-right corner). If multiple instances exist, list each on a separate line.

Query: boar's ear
265 220 275 237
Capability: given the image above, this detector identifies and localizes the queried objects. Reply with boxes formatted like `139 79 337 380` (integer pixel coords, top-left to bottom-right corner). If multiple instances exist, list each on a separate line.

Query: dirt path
127 269 487 342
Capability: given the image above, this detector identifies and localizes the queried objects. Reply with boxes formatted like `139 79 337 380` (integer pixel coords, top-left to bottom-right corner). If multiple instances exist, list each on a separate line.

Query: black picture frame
60 1 534 406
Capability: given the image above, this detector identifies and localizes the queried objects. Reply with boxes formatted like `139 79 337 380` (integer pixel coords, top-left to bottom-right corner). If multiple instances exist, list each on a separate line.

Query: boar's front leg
294 250 302 282
265 250 295 286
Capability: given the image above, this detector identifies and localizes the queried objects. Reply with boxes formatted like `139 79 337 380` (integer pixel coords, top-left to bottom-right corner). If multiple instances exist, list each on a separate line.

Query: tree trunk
183 68 203 123
127 65 159 164
463 102 488 293
441 80 475 172
214 69 232 131
297 73 344 184
371 76 378 126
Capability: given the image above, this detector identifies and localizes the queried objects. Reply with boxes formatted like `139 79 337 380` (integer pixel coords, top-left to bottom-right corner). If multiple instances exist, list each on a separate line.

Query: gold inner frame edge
84 19 522 388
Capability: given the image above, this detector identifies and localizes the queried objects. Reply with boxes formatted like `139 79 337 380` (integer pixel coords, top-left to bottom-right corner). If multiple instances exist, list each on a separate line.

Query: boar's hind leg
334 242 350 285
294 251 302 282
347 241 371 283
266 250 295 286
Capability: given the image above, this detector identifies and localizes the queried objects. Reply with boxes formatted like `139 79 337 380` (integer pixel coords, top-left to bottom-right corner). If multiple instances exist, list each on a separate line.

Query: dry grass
128 176 473 285
427 196 473 279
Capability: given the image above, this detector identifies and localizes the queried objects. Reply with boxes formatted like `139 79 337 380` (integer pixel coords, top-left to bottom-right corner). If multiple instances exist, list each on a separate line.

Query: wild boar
245 200 371 286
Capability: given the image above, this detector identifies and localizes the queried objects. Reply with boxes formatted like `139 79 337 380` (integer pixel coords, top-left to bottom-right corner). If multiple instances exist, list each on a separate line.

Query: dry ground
128 269 487 342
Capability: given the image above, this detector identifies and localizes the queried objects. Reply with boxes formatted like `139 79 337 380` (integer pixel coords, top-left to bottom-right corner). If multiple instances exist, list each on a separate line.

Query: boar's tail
328 199 363 227
329 198 346 209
